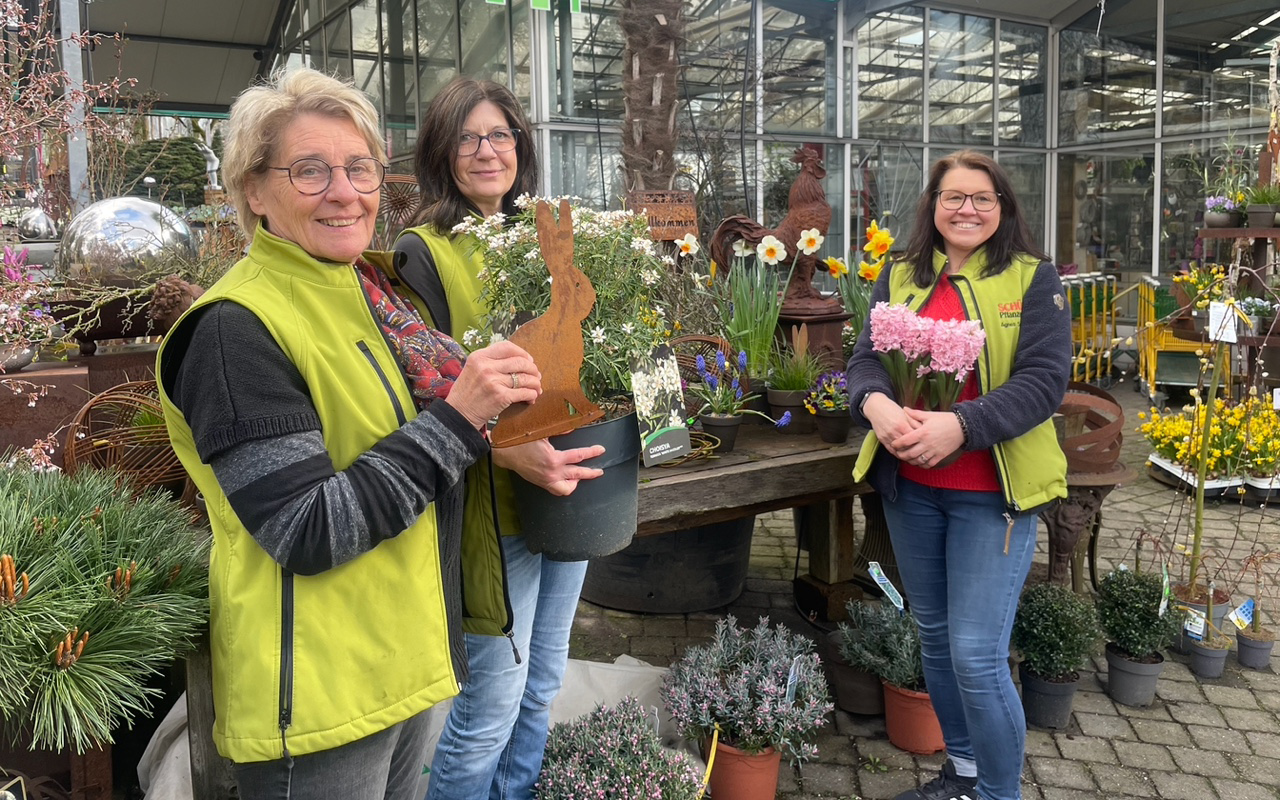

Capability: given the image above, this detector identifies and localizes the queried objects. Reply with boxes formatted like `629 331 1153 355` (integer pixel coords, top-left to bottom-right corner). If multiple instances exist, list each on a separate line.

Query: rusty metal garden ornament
491 199 604 447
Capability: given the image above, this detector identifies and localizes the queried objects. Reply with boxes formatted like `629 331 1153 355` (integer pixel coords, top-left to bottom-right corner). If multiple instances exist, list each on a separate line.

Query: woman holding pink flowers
847 150 1070 800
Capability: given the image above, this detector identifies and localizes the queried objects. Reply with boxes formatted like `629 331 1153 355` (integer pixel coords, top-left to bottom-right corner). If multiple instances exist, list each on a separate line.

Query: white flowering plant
455 196 680 404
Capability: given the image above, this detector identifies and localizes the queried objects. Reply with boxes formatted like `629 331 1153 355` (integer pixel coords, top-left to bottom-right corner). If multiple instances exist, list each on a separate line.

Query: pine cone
148 275 205 332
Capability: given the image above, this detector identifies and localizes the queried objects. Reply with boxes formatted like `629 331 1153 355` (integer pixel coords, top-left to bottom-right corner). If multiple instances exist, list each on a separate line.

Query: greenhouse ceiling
79 0 1280 114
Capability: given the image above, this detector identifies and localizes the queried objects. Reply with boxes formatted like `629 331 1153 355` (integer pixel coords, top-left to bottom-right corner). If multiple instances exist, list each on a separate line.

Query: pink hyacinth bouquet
868 302 985 411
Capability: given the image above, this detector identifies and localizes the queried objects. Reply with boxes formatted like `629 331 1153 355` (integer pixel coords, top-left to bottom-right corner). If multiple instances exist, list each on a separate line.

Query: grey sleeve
170 301 489 575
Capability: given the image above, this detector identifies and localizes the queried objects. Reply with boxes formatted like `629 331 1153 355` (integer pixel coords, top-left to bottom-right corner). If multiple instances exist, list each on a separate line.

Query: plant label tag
868 561 905 611
650 705 661 736
1183 607 1206 640
632 346 692 467
1226 598 1255 630
1158 564 1170 617
1207 301 1237 343
1274 388 1280 411
785 656 801 704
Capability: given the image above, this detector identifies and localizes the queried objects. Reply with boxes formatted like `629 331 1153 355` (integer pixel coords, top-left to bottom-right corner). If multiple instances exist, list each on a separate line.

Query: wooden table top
636 423 870 536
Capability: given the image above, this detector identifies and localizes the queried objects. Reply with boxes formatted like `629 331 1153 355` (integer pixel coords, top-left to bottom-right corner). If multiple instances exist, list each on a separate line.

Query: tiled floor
569 374 1280 799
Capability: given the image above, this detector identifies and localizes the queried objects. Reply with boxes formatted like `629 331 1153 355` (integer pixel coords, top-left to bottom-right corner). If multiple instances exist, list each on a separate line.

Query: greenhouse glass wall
274 0 1276 313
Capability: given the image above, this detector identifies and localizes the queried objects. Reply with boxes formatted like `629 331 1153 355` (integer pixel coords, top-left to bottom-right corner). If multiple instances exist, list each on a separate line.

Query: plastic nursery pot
1017 662 1080 731
1104 643 1164 707
1188 638 1231 679
1235 629 1276 670
824 631 885 716
698 413 743 453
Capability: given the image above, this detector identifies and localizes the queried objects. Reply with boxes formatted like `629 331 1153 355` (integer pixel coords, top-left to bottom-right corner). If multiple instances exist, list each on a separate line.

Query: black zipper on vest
357 341 408 426
278 570 295 760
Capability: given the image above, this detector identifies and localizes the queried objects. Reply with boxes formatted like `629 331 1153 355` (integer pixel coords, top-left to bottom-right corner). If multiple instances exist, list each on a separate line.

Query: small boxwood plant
1096 567 1184 660
1011 582 1102 681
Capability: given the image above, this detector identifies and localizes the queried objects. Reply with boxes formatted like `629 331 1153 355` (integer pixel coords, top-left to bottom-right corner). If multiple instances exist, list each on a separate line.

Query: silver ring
511 372 520 390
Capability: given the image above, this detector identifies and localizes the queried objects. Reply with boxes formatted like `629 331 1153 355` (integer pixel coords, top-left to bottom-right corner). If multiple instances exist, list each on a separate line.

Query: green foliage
536 696 702 800
1096 568 1183 659
122 137 209 208
1245 183 1280 206
767 339 825 391
836 601 923 692
0 465 209 753
1011 582 1101 680
720 258 787 377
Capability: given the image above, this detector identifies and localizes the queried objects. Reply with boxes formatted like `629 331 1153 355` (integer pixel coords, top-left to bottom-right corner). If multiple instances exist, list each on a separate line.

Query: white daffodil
732 239 753 259
676 233 700 258
798 228 824 255
757 235 787 265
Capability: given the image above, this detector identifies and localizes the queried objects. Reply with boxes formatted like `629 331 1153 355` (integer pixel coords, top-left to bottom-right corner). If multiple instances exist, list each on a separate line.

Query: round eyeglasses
457 128 520 157
936 190 1001 212
266 157 387 195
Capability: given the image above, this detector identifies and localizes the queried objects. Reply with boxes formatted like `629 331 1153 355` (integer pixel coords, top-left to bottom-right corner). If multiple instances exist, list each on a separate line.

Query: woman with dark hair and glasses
156 68 543 800
393 77 603 800
846 150 1071 800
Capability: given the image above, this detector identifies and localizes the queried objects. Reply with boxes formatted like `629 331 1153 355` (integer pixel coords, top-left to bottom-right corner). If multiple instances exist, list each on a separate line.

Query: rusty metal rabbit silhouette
491 198 605 448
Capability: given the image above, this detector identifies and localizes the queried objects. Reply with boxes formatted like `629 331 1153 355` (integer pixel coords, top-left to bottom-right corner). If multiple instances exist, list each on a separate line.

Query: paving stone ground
568 375 1280 799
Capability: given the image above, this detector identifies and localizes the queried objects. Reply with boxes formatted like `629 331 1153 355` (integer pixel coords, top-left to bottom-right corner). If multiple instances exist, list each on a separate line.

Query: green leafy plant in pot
1010 582 1101 729
536 696 702 800
1244 183 1280 228
661 615 830 800
836 601 942 754
765 325 824 435
1096 566 1184 707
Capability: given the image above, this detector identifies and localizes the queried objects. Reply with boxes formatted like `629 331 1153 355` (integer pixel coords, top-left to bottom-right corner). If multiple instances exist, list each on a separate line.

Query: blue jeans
425 534 587 800
882 478 1037 800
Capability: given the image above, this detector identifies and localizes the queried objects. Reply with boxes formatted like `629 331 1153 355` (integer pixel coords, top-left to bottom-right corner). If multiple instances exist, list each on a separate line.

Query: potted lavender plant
661 615 831 800
536 696 702 800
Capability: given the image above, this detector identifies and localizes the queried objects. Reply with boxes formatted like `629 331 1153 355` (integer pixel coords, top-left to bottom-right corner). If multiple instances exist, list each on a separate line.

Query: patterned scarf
355 259 466 410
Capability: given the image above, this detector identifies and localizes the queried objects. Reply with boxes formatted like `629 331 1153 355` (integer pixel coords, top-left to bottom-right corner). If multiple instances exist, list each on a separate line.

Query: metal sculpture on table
1040 382 1136 592
18 207 57 241
57 197 196 284
708 147 841 316
490 198 604 448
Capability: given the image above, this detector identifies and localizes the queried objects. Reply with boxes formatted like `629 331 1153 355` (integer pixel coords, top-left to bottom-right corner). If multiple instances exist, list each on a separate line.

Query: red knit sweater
898 274 1000 492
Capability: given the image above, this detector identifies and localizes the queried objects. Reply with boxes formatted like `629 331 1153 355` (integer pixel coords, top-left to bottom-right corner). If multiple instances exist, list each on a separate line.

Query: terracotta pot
882 681 944 754
707 739 781 800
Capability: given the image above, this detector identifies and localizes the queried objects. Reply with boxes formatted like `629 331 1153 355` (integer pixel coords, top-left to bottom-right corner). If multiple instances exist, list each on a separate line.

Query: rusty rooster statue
490 199 604 448
709 147 842 316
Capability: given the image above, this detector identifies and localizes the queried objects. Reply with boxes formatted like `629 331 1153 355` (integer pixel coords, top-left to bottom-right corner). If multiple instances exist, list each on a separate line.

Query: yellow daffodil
863 220 894 259
825 256 848 278
858 258 883 282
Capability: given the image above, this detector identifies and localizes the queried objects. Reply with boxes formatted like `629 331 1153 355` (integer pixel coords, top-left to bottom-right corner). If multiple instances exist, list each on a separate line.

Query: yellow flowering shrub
1171 263 1226 310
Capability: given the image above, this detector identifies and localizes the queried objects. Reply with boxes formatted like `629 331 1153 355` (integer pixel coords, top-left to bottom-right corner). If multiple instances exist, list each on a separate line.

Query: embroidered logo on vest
998 300 1022 328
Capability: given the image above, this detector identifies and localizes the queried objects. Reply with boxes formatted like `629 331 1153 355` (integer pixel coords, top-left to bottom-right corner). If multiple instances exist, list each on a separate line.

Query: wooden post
186 630 236 800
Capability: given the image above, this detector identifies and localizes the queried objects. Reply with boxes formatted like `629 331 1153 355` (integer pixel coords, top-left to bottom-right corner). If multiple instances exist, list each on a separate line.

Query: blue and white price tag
868 561 905 611
1226 598 1255 630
